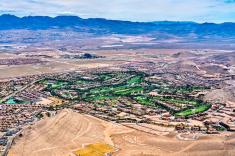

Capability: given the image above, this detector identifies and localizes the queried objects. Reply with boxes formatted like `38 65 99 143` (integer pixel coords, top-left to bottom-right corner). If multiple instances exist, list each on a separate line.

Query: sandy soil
8 109 235 156
0 48 190 79
0 50 125 79
36 97 53 105
8 109 131 156
0 60 117 79
0 48 231 80
112 129 235 156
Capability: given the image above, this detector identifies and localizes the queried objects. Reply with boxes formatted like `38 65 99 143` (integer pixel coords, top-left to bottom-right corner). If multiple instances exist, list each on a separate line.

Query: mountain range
1 14 235 37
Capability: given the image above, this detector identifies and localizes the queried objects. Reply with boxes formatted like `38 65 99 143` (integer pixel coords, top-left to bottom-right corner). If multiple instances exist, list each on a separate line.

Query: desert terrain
8 109 235 156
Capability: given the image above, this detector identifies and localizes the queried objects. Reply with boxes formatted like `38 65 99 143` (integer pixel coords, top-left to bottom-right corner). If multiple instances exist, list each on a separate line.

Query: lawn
175 104 211 117
134 96 154 106
113 86 144 95
127 75 143 85
89 87 113 94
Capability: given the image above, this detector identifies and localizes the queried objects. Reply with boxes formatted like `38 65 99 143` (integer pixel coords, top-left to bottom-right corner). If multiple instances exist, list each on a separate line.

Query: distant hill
0 14 235 37
0 14 155 34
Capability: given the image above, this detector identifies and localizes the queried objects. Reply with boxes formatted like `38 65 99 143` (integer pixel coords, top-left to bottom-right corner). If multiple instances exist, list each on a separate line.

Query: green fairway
175 104 211 117
127 75 143 85
51 82 68 89
89 86 113 94
134 96 154 106
113 86 144 95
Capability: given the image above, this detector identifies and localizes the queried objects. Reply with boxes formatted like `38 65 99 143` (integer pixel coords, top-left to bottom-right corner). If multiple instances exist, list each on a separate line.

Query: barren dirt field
0 48 231 79
112 131 235 156
0 51 125 79
0 48 193 79
8 109 132 156
8 109 235 156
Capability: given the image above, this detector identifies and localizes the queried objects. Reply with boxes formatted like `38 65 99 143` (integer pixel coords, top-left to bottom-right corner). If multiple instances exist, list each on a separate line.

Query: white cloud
0 0 235 22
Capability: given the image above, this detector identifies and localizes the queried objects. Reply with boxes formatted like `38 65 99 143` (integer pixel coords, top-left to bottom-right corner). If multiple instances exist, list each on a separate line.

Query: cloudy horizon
0 0 235 23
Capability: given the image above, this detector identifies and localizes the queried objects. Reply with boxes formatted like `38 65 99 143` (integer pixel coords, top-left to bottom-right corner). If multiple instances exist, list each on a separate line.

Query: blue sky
0 0 235 23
